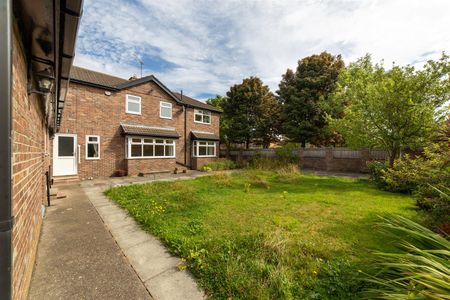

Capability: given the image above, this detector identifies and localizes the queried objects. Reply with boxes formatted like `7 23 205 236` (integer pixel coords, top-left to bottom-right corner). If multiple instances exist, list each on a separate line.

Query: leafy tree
330 54 450 166
256 93 282 147
277 52 345 147
222 77 281 148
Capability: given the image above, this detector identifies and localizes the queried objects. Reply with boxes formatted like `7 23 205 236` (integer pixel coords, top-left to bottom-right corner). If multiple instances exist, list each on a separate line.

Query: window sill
126 156 176 160
193 155 216 158
194 120 211 125
126 111 141 115
159 116 172 120
86 157 100 160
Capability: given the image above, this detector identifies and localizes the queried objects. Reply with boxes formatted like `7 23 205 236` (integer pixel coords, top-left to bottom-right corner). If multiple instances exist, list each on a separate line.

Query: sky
74 0 450 101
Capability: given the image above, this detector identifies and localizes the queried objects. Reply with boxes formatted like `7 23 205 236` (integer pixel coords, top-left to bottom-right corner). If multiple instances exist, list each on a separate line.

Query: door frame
53 133 78 176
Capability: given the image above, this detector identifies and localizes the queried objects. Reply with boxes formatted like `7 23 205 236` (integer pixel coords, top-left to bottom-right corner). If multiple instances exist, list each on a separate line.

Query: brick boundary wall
221 148 388 173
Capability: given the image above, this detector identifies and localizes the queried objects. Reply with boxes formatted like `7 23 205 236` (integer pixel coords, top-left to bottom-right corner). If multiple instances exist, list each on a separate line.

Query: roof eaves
185 103 223 113
69 78 119 91
115 75 183 104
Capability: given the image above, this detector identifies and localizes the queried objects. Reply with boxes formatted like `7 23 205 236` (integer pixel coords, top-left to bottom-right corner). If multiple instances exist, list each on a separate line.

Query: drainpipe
182 90 187 167
0 0 13 299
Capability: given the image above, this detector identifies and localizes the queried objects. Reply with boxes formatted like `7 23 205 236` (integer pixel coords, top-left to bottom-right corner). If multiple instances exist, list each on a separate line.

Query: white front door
53 134 77 176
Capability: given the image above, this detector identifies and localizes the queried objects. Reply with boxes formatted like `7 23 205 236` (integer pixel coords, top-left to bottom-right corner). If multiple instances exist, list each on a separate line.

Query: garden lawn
106 170 422 299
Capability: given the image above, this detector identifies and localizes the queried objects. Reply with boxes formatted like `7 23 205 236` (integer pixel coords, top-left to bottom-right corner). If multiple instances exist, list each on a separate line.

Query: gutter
0 0 13 298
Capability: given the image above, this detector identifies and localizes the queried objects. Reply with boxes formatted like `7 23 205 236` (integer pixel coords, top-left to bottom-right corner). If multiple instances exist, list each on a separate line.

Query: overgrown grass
106 170 423 299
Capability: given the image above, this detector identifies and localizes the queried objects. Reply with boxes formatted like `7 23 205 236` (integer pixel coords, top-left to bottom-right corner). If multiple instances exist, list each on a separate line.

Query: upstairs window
194 109 211 124
126 94 141 114
193 140 216 157
86 135 100 159
160 101 172 119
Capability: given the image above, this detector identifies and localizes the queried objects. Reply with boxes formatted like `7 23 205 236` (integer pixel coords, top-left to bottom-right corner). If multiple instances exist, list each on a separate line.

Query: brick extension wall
11 25 49 300
191 152 219 170
59 81 220 178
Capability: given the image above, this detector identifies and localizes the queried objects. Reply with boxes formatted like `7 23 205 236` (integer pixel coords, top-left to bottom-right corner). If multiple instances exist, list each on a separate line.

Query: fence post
360 149 370 172
325 148 333 171
298 148 303 168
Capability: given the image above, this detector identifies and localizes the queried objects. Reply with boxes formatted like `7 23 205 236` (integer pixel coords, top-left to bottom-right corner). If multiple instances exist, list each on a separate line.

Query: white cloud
74 0 450 100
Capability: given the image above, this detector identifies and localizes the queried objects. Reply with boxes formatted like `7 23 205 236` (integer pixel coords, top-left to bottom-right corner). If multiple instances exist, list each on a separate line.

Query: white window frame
125 94 141 115
160 101 172 119
192 140 216 157
85 135 100 160
194 109 211 124
126 137 176 159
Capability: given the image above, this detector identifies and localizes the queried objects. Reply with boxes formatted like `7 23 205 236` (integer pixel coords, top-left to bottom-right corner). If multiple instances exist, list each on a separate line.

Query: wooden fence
220 148 389 173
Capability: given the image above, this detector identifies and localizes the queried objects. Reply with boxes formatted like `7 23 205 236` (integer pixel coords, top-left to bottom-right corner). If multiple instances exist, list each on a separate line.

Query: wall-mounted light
28 68 54 95
37 68 54 93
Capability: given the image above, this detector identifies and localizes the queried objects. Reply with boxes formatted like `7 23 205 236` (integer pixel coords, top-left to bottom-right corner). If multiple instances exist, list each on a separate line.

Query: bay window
127 137 175 158
193 140 216 157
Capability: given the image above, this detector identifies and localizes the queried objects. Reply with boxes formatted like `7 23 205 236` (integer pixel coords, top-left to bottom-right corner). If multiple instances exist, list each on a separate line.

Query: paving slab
84 172 208 300
29 184 152 300
145 268 205 300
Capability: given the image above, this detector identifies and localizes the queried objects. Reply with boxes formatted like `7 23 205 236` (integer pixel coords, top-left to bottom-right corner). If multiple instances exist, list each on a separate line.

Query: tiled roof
121 123 180 139
69 67 220 112
172 92 222 113
70 66 128 88
191 131 220 141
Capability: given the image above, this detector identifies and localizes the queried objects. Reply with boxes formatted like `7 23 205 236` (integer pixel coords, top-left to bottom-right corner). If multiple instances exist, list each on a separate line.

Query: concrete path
29 184 152 300
81 172 208 300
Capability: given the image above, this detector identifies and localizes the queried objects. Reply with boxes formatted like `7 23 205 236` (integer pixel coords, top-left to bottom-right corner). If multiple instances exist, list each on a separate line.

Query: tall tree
330 54 450 166
222 77 281 148
278 52 345 147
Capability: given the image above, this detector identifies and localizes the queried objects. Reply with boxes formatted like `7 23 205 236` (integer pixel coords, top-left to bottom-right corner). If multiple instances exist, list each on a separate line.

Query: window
86 135 100 159
194 109 211 124
126 94 141 114
193 140 216 157
160 101 172 119
58 136 74 157
127 137 175 158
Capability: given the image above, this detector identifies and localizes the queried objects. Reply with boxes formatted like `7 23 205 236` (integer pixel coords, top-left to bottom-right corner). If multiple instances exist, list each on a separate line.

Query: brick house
55 67 221 179
1 0 82 299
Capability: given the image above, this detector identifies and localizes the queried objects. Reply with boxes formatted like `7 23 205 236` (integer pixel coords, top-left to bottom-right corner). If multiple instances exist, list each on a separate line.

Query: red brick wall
191 155 218 170
185 108 220 168
11 25 49 300
59 80 220 178
126 158 177 176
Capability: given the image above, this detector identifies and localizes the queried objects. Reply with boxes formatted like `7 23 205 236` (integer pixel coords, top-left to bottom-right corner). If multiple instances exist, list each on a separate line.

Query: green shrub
381 142 449 194
200 166 212 172
275 143 299 164
202 158 236 171
369 142 450 230
367 161 389 189
364 214 450 299
249 152 299 173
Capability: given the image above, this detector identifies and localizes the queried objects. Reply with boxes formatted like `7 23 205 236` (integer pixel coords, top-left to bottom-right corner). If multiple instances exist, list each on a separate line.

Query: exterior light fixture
28 68 55 95
36 68 54 93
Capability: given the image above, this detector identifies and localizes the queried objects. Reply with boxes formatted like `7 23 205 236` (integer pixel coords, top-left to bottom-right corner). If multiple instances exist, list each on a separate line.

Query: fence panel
369 150 388 160
303 149 326 158
333 149 361 159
